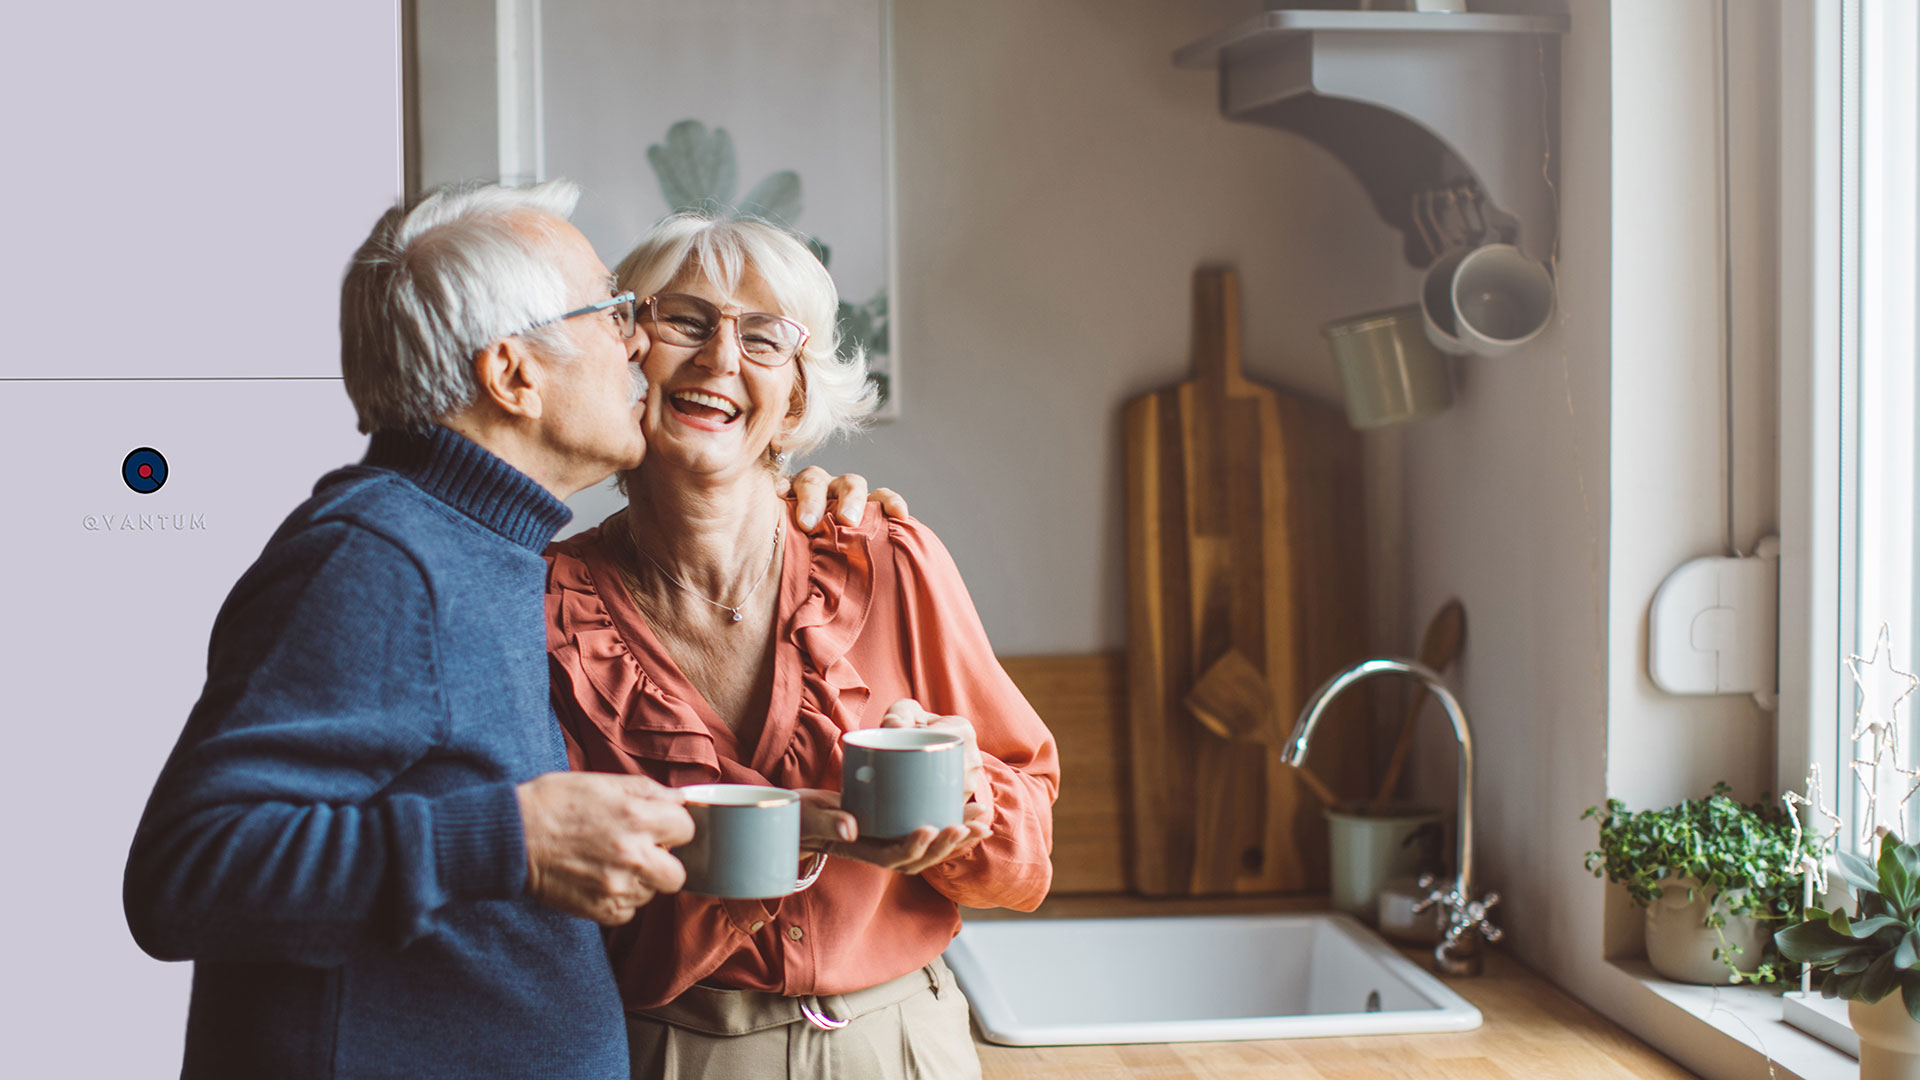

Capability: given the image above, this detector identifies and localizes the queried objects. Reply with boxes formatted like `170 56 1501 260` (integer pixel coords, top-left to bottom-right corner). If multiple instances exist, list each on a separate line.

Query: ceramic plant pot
1852 993 1920 1080
1643 875 1769 984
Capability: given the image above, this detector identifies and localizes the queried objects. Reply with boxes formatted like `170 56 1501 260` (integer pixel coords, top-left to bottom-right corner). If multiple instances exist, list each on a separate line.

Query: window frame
1776 0 1849 838
1781 0 1920 850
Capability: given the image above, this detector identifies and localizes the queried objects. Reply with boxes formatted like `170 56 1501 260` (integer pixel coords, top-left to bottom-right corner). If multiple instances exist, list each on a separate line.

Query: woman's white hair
340 179 585 433
613 212 879 464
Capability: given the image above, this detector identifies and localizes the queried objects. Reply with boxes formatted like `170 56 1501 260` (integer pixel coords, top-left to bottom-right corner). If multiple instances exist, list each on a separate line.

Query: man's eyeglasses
534 290 640 341
642 293 810 367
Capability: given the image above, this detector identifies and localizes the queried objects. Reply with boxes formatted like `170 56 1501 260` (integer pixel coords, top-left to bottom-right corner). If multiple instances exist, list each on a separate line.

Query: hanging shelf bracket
1175 10 1570 269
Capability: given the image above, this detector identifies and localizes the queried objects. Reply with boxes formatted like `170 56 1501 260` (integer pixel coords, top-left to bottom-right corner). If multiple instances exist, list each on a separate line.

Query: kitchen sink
943 912 1481 1046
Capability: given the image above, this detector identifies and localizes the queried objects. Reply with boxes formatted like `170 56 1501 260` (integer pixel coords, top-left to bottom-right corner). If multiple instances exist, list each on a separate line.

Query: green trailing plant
1776 835 1920 1020
1583 783 1816 983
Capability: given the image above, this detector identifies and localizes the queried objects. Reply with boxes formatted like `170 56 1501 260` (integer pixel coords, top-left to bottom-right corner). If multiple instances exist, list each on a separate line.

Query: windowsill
1610 958 1859 1079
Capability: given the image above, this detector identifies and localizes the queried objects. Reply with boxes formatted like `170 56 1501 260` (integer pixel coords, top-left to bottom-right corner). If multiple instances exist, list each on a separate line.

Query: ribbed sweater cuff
433 781 528 901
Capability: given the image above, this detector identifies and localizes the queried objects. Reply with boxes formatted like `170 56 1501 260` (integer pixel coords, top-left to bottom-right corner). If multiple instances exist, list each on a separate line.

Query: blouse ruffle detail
787 520 877 721
544 538 719 776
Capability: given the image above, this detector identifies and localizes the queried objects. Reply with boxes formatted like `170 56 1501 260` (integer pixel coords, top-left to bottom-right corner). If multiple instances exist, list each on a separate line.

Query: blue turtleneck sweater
124 426 626 1079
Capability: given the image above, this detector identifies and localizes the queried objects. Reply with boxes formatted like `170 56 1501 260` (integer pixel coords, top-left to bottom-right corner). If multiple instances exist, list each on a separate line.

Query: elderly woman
545 212 1057 1078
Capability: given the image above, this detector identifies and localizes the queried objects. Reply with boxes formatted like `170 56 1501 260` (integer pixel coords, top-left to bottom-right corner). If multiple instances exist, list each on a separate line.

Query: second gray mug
678 784 825 899
840 728 966 840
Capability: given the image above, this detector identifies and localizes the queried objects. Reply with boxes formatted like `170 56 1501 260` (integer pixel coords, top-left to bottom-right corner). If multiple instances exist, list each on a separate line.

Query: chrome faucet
1281 657 1502 976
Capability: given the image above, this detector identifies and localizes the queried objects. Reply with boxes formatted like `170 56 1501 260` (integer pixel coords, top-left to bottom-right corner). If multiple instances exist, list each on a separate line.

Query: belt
633 958 953 1036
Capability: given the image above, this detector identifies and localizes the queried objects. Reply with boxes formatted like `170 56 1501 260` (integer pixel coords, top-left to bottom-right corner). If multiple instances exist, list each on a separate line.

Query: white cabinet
0 1 401 1073
0 1 401 380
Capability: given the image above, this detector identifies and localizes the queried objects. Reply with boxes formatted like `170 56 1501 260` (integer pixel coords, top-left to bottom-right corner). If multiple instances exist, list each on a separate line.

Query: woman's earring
773 449 794 472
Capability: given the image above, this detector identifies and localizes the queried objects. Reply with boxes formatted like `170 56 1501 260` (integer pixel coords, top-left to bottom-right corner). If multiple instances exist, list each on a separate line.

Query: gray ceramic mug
840 728 967 840
678 784 827 899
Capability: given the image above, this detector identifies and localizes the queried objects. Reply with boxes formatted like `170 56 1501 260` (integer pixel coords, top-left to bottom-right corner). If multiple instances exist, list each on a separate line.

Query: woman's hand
882 699 995 822
779 466 909 531
795 777 992 876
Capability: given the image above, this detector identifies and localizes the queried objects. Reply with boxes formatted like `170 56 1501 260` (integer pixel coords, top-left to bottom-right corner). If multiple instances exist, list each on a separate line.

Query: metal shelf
1175 9 1570 268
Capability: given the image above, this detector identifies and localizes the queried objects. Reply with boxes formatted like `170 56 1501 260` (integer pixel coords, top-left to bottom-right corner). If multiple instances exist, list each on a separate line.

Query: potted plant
1583 783 1811 984
1777 835 1920 1078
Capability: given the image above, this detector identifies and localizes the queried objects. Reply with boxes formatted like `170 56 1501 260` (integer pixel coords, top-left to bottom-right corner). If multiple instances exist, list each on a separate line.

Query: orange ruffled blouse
544 511 1058 1010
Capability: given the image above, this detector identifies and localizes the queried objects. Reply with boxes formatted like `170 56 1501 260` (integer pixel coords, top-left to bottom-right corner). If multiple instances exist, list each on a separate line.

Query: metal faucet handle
1458 890 1503 944
1412 875 1503 943
1411 872 1452 915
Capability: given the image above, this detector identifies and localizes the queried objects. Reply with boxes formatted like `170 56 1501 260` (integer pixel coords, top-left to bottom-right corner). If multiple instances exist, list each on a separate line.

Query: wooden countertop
961 895 1692 1080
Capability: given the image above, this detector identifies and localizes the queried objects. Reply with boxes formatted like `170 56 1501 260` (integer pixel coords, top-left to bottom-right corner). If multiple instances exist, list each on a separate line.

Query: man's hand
515 772 694 925
779 466 909 531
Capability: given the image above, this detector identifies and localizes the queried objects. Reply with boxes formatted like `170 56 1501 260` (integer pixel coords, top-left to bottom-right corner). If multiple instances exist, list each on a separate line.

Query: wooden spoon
1185 649 1344 809
1368 599 1467 813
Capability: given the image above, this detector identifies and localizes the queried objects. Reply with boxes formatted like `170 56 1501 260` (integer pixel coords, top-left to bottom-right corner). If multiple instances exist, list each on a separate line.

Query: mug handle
794 852 829 892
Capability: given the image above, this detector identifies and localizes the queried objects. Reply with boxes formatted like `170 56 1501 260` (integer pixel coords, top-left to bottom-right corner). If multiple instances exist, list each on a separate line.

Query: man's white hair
340 179 585 433
614 212 879 464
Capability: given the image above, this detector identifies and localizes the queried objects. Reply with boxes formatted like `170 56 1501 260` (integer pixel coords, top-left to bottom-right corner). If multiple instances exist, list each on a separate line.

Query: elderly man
123 180 891 1079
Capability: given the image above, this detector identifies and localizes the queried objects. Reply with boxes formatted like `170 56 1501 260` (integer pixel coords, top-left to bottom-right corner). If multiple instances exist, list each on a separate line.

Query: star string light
1847 623 1920 843
1784 763 1846 996
1898 759 1920 823
1782 763 1842 893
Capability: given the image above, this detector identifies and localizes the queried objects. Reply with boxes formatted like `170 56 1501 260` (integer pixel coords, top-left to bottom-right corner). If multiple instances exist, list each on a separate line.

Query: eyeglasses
535 290 640 341
642 293 810 367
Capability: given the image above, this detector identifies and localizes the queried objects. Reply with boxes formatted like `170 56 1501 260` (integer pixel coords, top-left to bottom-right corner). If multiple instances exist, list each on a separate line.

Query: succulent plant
1776 835 1920 1019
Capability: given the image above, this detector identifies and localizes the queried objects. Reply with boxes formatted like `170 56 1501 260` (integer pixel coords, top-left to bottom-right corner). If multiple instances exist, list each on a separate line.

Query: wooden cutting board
998 653 1130 895
1122 266 1370 896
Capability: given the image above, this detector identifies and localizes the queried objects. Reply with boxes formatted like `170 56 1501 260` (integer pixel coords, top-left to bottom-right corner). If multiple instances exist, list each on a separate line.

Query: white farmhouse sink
943 912 1481 1046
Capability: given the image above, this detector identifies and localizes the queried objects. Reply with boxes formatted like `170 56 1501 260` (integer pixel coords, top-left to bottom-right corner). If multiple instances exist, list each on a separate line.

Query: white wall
1398 0 1614 995
1602 0 1778 820
1396 2 1790 1076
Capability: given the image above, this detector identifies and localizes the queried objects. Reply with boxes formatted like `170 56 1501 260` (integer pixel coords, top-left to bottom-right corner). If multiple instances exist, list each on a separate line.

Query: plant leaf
1863 952 1902 1002
1899 930 1920 970
1838 850 1881 896
1883 838 1915 907
740 171 802 224
1777 920 1870 963
1844 915 1907 939
1898 840 1920 881
646 120 738 212
1836 952 1875 975
1906 980 1920 1023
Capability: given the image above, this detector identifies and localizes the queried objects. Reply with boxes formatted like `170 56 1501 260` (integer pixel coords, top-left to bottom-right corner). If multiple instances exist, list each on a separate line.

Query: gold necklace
611 512 782 625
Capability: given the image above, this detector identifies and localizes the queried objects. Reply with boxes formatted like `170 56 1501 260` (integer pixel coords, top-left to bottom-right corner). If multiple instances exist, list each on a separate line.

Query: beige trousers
626 956 981 1080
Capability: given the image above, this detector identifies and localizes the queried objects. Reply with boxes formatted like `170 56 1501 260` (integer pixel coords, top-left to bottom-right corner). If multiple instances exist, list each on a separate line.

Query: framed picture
413 0 900 416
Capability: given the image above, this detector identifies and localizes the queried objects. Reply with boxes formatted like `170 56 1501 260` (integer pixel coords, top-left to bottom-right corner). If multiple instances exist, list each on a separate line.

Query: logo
82 512 208 533
123 447 168 494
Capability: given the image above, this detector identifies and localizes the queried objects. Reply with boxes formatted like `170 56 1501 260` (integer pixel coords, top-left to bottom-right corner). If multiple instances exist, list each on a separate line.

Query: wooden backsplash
1000 652 1131 894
